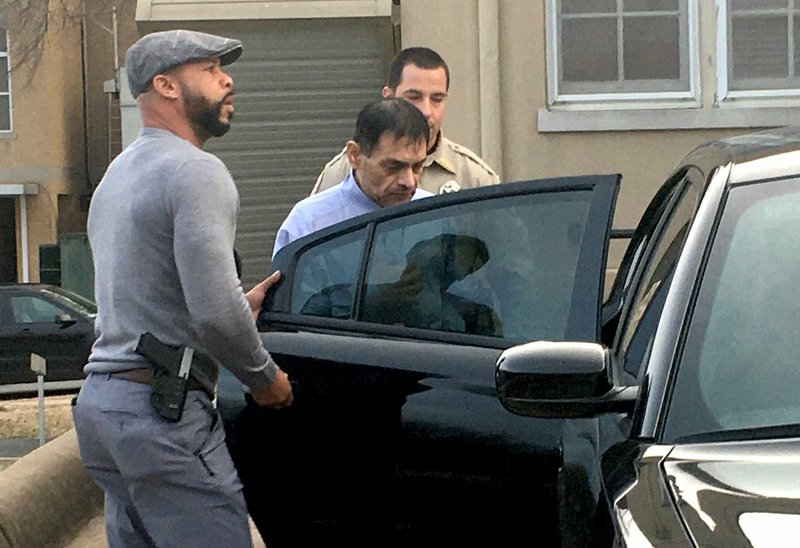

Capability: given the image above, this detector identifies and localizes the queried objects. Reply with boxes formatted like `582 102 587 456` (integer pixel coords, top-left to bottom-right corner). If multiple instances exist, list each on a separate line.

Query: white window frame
0 28 11 133
716 0 800 103
545 0 701 110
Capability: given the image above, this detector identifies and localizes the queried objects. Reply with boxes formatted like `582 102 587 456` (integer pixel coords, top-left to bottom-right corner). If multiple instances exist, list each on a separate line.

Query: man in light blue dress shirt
273 98 433 257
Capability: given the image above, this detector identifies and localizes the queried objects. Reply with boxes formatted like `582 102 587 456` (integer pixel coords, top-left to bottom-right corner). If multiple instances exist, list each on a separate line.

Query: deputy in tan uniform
311 46 499 196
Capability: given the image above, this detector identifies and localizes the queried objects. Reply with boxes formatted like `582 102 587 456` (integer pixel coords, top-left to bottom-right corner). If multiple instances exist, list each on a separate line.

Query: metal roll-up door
199 19 388 288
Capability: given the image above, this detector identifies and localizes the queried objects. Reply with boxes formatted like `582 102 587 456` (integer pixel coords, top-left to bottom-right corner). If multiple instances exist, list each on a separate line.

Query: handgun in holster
135 332 194 422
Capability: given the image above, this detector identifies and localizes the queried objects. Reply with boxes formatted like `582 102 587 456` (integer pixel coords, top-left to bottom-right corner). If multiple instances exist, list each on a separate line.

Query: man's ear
345 140 363 170
381 86 394 98
151 74 181 99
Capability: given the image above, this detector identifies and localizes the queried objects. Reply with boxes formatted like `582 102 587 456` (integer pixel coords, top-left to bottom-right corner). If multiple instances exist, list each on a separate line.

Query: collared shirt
273 170 433 257
310 133 500 196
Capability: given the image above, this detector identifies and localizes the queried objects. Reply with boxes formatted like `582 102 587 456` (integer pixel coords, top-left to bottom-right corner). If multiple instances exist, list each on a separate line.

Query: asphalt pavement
0 437 40 458
0 437 42 471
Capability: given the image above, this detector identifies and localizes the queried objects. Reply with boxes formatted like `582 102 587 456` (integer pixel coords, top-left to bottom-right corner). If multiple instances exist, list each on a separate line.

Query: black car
497 130 800 546
0 284 95 395
222 127 800 546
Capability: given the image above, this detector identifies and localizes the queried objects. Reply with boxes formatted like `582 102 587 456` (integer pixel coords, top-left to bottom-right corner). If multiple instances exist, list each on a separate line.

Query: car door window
290 228 367 318
268 177 619 344
360 190 597 341
618 181 698 377
10 295 64 324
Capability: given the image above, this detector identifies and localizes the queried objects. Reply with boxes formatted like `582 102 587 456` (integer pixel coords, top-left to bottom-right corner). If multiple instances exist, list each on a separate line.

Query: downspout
109 7 119 163
20 195 29 282
80 0 91 190
477 0 502 179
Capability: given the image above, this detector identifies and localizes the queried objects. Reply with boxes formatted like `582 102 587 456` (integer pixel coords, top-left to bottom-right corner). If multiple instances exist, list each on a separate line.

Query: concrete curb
0 429 103 548
0 430 266 548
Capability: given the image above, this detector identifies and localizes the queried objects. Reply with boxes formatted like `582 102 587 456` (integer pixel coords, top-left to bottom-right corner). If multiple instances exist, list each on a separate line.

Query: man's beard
183 89 233 138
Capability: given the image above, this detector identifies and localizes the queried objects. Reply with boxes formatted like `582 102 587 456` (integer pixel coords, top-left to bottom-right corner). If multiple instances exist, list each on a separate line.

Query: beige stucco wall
399 0 757 241
0 5 87 281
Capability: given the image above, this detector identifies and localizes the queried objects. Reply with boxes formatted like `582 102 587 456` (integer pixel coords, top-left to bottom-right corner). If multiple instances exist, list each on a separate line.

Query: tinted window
45 288 96 317
360 191 595 341
290 228 367 318
619 182 697 377
10 295 65 323
665 179 800 442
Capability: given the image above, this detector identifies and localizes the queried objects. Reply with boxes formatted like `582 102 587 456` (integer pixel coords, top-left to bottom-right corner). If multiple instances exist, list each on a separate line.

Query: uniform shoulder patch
449 141 499 178
324 147 348 169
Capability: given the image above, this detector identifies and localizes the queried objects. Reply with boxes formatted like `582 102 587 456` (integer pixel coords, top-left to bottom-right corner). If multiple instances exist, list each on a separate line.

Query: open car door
227 175 620 547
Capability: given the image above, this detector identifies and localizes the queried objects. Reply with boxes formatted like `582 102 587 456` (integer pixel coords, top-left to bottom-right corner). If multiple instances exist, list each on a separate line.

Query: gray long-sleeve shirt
85 127 278 394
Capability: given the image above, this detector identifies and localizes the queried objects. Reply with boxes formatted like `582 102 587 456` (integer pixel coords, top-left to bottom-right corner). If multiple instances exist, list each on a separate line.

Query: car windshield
43 287 97 318
664 177 800 443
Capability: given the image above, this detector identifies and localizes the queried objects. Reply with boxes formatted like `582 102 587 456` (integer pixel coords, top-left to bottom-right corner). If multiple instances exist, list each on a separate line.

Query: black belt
110 368 212 398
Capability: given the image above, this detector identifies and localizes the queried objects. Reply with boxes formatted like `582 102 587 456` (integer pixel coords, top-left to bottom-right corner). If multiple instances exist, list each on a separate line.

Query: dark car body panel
0 284 94 394
664 440 800 546
496 127 800 545
224 175 621 545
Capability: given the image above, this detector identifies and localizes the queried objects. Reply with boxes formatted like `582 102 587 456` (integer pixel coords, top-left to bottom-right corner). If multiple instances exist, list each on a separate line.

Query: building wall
121 0 798 277
83 0 141 186
400 0 751 241
0 5 88 282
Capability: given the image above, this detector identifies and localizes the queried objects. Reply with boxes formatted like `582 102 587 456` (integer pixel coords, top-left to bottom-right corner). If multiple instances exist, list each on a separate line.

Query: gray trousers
72 373 252 548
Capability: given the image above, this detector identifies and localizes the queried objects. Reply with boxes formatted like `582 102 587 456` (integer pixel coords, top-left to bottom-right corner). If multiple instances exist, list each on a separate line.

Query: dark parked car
497 130 800 546
0 284 95 395
222 127 800 546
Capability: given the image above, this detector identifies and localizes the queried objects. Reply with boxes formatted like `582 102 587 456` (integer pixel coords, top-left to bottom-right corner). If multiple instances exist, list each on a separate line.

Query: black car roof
0 284 55 291
681 126 800 188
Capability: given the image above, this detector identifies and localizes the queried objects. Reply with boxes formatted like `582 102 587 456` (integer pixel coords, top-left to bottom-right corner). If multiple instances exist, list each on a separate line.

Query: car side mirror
495 341 637 418
56 314 77 328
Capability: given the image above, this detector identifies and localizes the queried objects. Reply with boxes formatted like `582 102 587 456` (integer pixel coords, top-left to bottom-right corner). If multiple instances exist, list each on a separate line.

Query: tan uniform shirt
310 133 500 195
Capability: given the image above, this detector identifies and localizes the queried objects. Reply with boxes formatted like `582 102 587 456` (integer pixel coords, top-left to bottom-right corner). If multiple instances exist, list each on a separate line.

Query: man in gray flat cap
71 29 292 548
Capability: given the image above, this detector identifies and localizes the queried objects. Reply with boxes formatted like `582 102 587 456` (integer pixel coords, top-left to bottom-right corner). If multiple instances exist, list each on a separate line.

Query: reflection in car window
619 183 697 377
290 229 366 318
46 288 97 317
360 191 594 341
665 179 800 442
10 295 65 324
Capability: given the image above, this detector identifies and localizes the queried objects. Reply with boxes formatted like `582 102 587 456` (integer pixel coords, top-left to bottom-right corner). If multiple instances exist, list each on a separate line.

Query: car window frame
261 175 621 350
609 170 701 378
636 163 731 440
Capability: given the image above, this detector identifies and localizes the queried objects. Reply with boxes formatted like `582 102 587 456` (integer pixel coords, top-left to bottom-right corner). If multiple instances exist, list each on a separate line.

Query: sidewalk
0 438 39 471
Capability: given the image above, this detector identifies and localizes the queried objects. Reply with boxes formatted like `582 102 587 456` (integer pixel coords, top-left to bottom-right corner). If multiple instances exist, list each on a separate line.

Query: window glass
624 16 680 80
0 56 8 93
727 1 800 91
562 18 618 83
731 16 788 80
619 182 697 377
625 0 679 10
665 180 800 442
563 0 616 13
558 0 689 95
0 29 8 132
0 96 8 132
732 0 787 10
11 296 65 324
290 228 366 318
44 288 97 317
361 190 595 342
